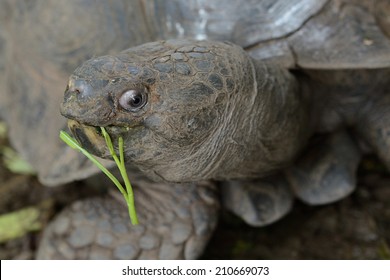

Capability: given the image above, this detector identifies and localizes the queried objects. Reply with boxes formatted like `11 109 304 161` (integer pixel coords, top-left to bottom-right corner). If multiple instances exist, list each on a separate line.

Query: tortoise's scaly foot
36 180 219 260
286 130 361 205
221 176 294 226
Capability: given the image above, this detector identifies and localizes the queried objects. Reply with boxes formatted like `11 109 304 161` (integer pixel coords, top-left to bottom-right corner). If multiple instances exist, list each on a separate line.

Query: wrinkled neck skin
62 40 311 183
148 58 311 182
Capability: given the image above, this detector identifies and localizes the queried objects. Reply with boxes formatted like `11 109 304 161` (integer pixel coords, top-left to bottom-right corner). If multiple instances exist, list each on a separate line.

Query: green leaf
2 147 35 175
0 207 42 243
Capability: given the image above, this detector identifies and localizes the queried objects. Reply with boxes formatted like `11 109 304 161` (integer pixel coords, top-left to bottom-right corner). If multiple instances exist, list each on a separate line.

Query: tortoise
1 0 390 259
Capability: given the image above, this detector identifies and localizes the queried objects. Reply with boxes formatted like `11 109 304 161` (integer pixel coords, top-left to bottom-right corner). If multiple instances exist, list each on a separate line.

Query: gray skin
61 40 309 182
1 0 390 259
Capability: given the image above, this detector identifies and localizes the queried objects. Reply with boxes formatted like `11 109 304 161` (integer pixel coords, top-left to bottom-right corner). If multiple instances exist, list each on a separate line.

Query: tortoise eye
119 89 148 112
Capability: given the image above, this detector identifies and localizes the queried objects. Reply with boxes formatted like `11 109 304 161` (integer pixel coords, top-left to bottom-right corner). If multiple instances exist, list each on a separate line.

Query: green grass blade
100 128 122 172
101 127 115 155
59 131 127 197
100 129 138 225
59 130 80 149
59 129 138 225
118 137 138 224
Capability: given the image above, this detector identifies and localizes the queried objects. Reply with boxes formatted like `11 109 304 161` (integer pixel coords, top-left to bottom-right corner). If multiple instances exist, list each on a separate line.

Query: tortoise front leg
221 176 294 226
36 179 219 260
285 130 361 205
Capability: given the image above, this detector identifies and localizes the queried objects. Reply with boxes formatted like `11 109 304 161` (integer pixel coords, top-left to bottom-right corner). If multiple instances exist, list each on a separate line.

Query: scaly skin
61 39 311 183
1 0 389 260
37 178 219 260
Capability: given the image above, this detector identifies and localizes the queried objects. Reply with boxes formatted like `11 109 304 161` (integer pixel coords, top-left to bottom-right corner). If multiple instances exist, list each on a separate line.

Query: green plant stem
59 130 138 225
119 137 138 224
101 128 138 225
59 131 126 196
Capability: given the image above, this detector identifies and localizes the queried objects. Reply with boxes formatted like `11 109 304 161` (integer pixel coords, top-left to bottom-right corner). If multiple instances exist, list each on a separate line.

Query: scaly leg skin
36 179 219 260
286 130 361 205
221 176 294 226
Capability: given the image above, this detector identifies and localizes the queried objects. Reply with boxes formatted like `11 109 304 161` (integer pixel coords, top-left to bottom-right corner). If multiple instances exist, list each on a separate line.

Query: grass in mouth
59 128 138 225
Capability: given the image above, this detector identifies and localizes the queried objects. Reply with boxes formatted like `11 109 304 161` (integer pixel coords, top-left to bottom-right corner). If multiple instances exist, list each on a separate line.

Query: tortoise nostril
67 78 92 97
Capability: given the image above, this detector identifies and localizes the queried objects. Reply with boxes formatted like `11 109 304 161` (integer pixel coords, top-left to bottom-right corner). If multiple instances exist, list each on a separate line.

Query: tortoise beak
67 120 109 158
60 76 114 127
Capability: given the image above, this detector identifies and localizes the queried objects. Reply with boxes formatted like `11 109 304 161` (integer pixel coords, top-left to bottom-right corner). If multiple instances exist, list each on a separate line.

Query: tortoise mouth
67 120 143 159
67 120 109 157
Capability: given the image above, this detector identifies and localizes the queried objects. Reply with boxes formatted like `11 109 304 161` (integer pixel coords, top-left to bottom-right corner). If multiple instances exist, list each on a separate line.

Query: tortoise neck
203 59 312 180
232 60 311 176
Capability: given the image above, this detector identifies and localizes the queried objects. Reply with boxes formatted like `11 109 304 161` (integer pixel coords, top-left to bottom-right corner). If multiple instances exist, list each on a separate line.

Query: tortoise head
61 40 246 181
61 39 308 182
